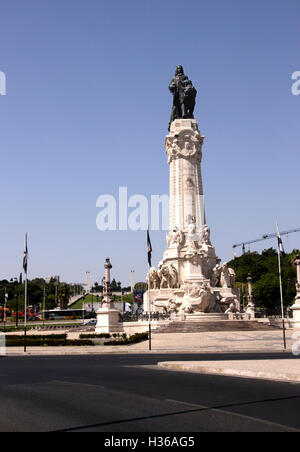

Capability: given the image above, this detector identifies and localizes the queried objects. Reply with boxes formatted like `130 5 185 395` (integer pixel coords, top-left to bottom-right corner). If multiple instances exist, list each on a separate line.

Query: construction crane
233 228 300 254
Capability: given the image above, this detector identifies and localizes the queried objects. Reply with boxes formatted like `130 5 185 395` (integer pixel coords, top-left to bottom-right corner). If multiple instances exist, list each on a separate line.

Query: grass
69 294 101 309
69 293 133 309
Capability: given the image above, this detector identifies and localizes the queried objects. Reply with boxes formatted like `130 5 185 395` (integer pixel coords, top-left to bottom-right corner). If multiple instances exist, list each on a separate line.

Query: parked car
84 319 97 326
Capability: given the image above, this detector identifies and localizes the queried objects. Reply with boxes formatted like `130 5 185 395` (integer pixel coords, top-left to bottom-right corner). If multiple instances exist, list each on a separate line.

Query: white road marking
165 398 300 432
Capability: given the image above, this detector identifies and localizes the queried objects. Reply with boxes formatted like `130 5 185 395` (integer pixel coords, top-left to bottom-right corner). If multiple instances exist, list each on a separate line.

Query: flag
276 224 285 257
147 229 152 268
23 233 28 274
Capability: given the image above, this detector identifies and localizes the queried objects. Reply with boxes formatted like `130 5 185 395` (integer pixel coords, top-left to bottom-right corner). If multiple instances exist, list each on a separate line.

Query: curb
4 347 291 357
157 362 300 383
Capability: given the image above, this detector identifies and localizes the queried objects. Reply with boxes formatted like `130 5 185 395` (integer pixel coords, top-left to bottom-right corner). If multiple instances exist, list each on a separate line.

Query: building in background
45 276 60 285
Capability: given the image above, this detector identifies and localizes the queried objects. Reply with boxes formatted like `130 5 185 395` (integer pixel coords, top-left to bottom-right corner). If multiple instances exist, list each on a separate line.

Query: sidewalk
4 345 134 356
132 330 298 353
2 329 298 356
157 359 300 383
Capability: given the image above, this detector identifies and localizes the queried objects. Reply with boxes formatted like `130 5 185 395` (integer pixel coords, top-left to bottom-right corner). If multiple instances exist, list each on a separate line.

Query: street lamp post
117 282 123 311
4 292 8 329
241 284 246 311
15 291 19 329
43 286 46 327
55 283 58 307
96 295 99 316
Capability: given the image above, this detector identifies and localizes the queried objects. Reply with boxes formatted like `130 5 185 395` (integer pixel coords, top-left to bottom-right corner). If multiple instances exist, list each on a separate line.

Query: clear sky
0 0 299 286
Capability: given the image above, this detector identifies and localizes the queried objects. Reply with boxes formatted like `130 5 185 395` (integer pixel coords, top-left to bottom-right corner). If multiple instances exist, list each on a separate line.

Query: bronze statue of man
168 65 197 130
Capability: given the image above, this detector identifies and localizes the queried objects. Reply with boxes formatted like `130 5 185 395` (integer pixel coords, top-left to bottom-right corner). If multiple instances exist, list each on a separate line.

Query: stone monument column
166 119 206 238
291 255 300 328
246 274 255 320
102 258 113 307
145 66 240 317
96 258 122 333
163 119 213 286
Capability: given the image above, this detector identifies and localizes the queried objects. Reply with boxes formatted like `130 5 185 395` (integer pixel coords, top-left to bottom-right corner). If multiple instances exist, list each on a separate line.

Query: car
84 319 97 326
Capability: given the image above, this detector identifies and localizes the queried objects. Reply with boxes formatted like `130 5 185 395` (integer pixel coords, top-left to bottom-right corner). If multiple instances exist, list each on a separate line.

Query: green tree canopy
58 284 72 310
228 248 298 314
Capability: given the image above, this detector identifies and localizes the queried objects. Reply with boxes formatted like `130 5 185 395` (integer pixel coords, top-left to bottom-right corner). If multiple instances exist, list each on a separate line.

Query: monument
291 255 300 328
95 258 122 333
145 66 240 319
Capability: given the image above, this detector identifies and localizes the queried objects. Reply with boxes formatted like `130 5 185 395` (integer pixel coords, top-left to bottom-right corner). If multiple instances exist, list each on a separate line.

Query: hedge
6 334 67 341
79 333 111 339
79 333 127 339
5 336 94 347
4 332 148 347
104 332 148 346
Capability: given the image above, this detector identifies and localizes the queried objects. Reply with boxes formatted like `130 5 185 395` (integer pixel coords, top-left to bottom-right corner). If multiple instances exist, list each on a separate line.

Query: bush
6 334 67 341
79 333 111 339
5 334 94 347
6 338 65 347
104 332 148 346
65 340 94 346
6 339 94 347
4 332 148 347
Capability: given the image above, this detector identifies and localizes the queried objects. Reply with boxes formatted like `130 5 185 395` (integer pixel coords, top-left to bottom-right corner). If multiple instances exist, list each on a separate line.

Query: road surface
0 353 299 432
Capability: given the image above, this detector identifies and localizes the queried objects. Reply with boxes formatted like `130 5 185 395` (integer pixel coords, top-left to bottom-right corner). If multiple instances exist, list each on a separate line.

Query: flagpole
24 233 28 353
24 273 28 353
276 224 286 350
148 266 152 352
147 229 153 352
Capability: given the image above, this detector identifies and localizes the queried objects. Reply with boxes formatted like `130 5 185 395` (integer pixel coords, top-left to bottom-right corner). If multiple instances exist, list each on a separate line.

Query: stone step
183 313 228 322
153 321 280 334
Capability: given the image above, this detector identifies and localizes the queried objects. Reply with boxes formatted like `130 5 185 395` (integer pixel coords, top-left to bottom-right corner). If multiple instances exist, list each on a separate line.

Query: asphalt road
0 353 299 432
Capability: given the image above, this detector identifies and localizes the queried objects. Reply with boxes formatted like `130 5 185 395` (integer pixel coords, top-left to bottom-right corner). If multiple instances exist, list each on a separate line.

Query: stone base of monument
183 313 229 322
291 304 300 329
95 308 123 334
144 286 240 322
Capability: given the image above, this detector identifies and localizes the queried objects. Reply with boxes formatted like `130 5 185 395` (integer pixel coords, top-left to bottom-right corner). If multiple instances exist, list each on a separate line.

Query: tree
228 248 297 314
134 282 147 292
58 284 71 310
110 279 118 291
46 294 57 310
253 273 280 312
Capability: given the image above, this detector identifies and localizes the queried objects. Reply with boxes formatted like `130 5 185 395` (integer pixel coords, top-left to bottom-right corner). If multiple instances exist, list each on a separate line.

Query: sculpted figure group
167 227 185 249
148 263 178 290
212 263 236 289
181 282 217 314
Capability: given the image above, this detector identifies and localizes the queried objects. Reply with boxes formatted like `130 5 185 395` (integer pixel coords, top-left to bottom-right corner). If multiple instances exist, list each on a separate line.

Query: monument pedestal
95 257 123 333
291 294 300 329
95 308 122 334
291 256 300 328
291 307 300 329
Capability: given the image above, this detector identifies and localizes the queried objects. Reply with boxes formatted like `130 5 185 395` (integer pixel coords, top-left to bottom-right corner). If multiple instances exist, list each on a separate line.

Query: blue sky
0 0 299 286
